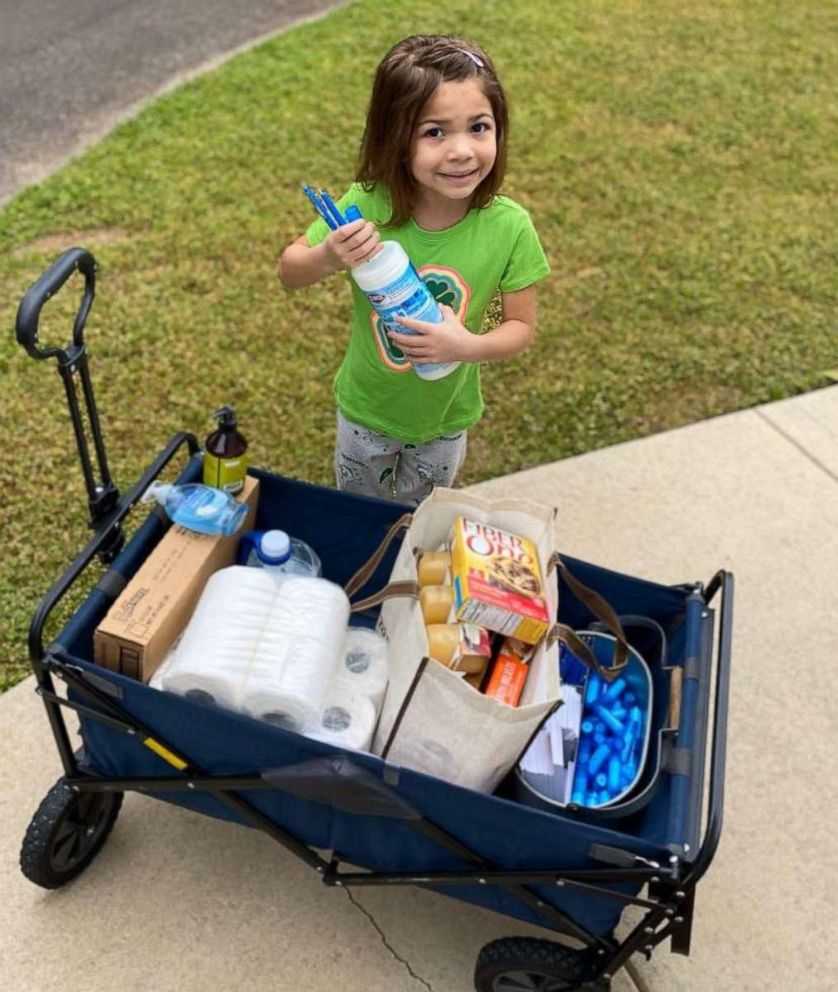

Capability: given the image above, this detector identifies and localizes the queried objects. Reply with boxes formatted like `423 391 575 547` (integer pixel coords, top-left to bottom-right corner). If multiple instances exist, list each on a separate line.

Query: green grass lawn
1 0 835 687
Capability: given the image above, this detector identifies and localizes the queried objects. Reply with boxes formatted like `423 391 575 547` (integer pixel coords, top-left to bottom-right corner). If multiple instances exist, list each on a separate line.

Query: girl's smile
438 168 481 184
410 78 497 223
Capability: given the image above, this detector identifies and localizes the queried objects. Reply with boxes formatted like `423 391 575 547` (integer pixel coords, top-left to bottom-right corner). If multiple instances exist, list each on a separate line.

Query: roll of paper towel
310 684 377 751
336 627 389 710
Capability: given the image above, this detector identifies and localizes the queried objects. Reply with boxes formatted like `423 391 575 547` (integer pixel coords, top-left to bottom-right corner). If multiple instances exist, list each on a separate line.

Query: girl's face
410 78 497 212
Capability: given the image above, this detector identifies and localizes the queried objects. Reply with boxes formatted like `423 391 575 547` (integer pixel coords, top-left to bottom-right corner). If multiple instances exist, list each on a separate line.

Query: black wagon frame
15 248 733 991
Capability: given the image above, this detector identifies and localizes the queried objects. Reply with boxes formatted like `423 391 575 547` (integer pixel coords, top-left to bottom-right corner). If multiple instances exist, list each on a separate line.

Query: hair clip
458 49 484 69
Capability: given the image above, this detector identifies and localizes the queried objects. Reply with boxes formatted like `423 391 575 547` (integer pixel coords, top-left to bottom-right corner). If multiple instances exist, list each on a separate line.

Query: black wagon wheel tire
20 778 123 889
474 937 590 992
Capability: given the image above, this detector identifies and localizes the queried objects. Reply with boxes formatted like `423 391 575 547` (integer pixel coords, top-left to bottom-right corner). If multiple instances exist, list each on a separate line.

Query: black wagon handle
16 247 96 361
14 246 126 562
683 570 734 888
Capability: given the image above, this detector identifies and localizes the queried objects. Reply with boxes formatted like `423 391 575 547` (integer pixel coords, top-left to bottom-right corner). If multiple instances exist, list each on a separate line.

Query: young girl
278 34 549 505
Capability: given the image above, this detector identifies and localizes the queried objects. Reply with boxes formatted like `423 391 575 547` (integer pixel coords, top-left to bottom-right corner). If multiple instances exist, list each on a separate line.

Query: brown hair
356 35 509 227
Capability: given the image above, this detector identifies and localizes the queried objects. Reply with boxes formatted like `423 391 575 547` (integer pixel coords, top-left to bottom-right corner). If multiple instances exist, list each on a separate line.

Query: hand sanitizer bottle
142 482 247 536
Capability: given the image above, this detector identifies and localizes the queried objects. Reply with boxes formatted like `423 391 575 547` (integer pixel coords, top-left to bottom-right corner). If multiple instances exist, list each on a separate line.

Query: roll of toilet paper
336 627 389 710
309 684 377 752
240 576 350 733
161 568 350 732
161 566 275 710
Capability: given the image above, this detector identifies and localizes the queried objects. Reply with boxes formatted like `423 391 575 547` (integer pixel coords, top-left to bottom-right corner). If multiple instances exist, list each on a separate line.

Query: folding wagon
14 248 733 991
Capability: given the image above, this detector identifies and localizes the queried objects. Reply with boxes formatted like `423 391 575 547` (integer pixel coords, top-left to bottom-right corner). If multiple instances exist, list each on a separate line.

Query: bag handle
344 513 413 599
344 516 629 679
350 579 419 613
547 553 629 680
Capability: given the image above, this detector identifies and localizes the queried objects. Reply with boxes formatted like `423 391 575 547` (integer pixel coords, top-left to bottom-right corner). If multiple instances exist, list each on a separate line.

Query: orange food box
484 653 529 707
484 637 534 707
449 517 550 644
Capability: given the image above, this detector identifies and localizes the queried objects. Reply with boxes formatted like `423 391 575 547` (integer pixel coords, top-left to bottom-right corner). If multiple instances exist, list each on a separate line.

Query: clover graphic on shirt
424 279 457 308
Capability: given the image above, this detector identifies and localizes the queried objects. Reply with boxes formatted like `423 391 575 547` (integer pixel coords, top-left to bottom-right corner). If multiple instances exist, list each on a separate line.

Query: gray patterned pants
335 411 468 506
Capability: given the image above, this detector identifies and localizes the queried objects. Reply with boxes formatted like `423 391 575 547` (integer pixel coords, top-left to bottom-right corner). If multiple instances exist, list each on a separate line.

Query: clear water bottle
238 529 322 580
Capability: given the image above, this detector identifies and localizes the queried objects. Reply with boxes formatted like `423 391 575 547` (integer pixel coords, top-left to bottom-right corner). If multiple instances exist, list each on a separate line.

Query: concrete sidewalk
1 386 836 992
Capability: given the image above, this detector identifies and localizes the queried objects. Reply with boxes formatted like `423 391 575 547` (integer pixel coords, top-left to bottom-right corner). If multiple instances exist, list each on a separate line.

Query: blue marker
595 704 626 735
303 185 365 230
588 743 611 776
318 187 347 228
301 184 337 230
574 769 589 797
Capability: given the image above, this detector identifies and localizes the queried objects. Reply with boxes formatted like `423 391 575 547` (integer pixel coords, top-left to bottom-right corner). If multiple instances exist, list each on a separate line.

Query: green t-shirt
306 183 549 444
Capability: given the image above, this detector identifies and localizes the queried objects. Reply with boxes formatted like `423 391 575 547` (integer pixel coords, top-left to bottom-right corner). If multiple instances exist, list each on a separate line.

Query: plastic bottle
237 529 322 580
143 482 247 537
203 406 248 494
344 206 460 382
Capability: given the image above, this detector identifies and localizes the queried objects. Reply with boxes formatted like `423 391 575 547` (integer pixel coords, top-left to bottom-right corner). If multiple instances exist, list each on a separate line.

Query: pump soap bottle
203 406 248 494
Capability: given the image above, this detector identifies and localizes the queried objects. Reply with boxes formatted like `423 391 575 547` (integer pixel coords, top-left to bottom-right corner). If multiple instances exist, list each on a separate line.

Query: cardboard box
449 517 550 644
93 476 260 681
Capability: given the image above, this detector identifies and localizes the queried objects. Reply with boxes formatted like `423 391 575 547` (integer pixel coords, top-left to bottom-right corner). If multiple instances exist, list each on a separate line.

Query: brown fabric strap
344 513 413 599
547 623 616 681
548 552 629 679
349 580 420 613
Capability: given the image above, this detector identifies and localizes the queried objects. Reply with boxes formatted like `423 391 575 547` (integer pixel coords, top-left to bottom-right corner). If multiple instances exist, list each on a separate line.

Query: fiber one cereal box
449 517 550 644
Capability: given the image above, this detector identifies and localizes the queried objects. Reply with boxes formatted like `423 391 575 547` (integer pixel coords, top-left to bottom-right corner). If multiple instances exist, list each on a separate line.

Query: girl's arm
388 285 538 364
465 285 537 361
277 221 381 288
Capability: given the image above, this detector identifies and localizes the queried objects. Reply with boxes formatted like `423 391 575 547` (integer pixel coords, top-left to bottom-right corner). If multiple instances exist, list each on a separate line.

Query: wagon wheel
20 777 123 889
474 937 592 992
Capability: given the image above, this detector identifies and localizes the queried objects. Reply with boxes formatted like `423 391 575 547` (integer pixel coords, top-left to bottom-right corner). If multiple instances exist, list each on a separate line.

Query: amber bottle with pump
203 406 248 494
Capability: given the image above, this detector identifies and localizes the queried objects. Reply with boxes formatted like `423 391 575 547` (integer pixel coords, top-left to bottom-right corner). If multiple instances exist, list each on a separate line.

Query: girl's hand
389 305 477 365
322 219 381 271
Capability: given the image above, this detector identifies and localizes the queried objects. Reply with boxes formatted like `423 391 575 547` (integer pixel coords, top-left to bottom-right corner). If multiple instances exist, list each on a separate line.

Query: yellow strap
142 736 188 771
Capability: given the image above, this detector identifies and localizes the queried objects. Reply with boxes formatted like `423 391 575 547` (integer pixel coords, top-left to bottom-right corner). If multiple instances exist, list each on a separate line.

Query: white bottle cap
259 529 291 564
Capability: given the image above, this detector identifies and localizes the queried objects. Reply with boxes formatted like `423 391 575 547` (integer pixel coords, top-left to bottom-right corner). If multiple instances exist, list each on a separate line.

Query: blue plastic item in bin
516 631 653 812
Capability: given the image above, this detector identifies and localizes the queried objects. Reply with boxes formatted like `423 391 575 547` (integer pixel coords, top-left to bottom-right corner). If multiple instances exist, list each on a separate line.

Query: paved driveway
0 0 347 204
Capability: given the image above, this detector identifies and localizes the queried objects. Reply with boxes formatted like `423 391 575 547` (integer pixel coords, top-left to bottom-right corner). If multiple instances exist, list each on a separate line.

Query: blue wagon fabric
56 466 708 938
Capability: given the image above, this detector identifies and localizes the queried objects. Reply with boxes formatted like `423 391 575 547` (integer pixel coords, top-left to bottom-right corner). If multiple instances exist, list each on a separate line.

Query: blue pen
318 187 347 228
302 185 337 230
